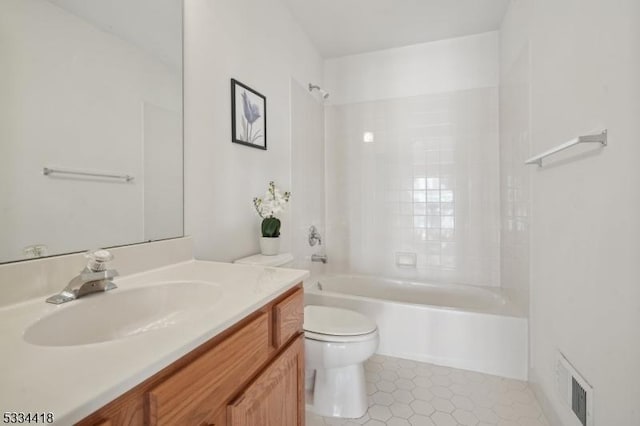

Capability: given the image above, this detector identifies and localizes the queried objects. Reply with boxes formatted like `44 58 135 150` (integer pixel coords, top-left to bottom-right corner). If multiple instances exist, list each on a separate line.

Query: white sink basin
24 281 222 347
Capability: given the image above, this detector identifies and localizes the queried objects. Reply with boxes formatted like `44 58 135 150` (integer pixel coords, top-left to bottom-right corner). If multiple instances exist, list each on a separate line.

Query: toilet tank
233 253 294 268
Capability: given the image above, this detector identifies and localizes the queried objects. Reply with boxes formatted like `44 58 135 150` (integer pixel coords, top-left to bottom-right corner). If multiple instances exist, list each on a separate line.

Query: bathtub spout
311 254 328 264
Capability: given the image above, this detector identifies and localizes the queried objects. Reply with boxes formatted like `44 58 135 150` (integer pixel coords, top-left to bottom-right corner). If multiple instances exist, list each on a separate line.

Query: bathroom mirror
0 0 183 264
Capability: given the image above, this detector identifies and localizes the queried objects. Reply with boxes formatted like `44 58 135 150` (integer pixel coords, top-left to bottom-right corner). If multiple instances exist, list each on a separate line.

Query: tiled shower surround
325 88 500 287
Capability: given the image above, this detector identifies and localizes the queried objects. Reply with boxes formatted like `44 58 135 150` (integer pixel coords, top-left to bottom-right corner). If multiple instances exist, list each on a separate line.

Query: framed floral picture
231 79 267 150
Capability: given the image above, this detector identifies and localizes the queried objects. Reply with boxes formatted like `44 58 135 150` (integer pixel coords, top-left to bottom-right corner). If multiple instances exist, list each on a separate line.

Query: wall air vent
556 351 593 426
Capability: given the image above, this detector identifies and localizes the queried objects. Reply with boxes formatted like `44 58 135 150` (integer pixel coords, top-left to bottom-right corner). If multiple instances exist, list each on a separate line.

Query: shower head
308 83 329 100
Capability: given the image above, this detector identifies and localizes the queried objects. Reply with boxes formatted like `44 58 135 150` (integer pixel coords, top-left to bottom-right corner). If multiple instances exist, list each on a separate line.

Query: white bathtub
304 274 528 380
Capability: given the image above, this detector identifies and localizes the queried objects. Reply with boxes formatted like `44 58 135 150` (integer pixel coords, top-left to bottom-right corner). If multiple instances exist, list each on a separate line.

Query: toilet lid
304 305 377 336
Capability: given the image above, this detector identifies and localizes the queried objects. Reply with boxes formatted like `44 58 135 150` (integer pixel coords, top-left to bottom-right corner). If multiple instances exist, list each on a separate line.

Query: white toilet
304 305 379 418
233 253 379 419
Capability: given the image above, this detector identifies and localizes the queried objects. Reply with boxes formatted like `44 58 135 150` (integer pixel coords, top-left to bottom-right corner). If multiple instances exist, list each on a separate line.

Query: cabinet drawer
147 312 271 425
273 287 304 348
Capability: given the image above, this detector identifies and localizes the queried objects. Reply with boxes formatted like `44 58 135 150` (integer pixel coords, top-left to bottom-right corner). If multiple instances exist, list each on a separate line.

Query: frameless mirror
0 0 183 263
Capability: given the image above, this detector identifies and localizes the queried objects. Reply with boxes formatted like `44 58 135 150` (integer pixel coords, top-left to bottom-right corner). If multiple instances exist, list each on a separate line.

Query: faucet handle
85 249 114 272
308 225 322 246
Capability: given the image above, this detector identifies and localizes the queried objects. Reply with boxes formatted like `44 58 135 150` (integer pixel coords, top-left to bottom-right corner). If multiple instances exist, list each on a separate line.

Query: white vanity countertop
0 260 309 424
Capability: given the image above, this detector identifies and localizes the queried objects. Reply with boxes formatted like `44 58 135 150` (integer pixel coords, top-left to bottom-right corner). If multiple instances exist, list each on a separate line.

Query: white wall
500 1 640 424
0 0 181 262
324 32 499 105
184 0 323 262
324 33 501 287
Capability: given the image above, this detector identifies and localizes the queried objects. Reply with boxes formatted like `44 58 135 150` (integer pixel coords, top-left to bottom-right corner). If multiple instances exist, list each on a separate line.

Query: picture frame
231 79 267 150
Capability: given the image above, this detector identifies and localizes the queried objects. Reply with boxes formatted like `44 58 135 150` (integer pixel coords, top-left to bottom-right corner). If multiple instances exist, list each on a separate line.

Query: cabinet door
227 335 304 426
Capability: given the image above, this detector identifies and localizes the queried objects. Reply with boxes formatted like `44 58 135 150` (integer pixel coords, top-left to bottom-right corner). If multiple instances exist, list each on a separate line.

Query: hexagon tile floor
306 354 550 426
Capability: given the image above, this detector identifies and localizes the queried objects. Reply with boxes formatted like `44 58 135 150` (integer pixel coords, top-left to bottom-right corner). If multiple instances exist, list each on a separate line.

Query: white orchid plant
253 181 291 238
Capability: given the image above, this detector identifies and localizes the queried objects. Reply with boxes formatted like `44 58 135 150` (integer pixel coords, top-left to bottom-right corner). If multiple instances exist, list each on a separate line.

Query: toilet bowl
304 305 379 419
233 254 378 418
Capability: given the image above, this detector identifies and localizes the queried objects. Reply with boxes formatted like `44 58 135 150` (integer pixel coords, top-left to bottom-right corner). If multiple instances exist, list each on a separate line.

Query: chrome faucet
46 250 118 304
311 253 328 264
308 225 322 246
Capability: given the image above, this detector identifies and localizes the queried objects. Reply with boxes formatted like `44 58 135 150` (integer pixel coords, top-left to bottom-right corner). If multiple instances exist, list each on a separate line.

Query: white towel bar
525 130 607 166
43 167 134 182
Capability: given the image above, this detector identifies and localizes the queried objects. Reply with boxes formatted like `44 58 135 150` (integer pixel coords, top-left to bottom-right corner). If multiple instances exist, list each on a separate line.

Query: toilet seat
304 329 378 343
304 305 377 342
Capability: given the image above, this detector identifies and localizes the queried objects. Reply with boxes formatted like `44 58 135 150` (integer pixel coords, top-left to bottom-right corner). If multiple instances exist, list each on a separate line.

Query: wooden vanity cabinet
77 285 305 426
